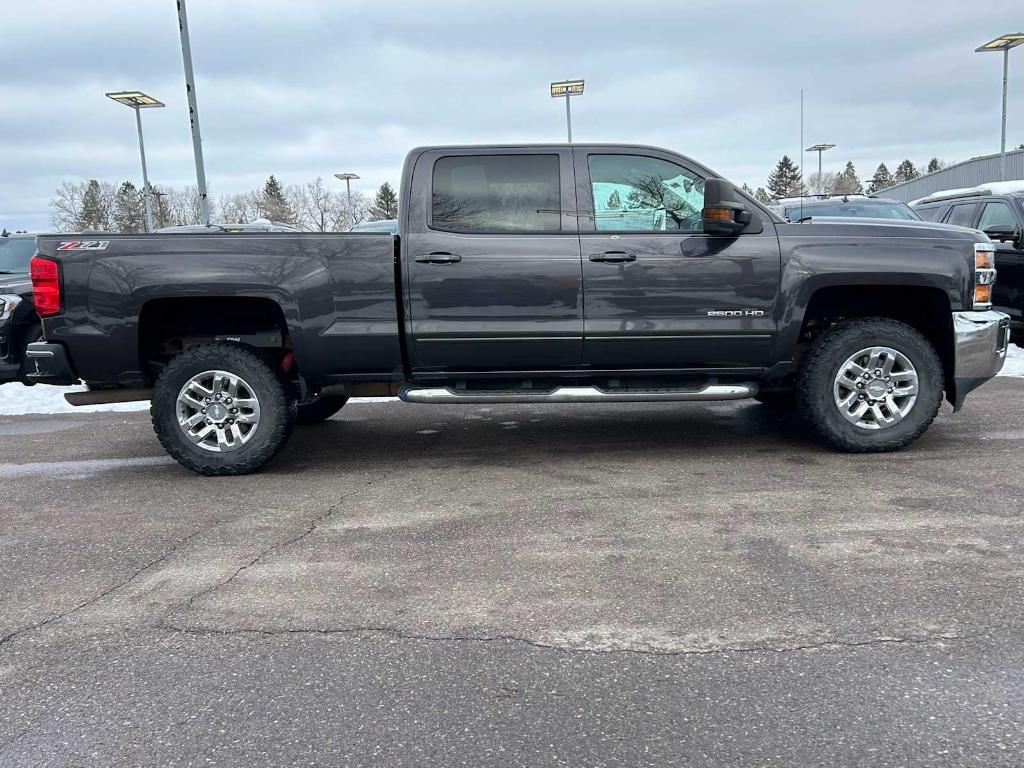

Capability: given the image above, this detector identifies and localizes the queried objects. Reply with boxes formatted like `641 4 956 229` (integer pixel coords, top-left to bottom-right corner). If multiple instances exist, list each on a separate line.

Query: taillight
30 255 62 317
973 243 996 310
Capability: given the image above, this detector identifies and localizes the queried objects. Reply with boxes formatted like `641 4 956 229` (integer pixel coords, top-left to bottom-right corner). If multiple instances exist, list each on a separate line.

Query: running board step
399 383 758 404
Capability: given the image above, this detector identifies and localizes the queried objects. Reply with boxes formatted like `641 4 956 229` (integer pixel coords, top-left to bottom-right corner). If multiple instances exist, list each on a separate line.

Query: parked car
155 218 300 233
771 195 921 222
911 182 1024 339
351 219 399 233
27 143 1008 474
0 230 40 384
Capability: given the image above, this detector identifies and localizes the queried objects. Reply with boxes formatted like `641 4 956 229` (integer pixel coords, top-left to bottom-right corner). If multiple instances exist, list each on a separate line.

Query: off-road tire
797 317 943 452
295 394 349 425
151 343 292 476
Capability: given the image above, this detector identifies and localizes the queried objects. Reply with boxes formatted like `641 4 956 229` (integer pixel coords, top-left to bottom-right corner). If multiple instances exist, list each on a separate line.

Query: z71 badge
57 240 110 251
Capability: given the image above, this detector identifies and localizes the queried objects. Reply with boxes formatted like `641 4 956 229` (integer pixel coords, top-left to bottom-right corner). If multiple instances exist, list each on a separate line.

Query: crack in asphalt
156 622 984 658
157 465 402 630
0 521 219 653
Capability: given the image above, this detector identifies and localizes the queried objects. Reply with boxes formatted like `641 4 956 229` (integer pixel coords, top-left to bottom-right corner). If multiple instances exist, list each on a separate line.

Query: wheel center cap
208 403 228 421
866 380 888 398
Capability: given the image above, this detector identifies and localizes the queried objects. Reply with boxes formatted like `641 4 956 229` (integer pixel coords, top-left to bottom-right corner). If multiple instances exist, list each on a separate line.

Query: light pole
976 33 1024 181
334 173 360 227
176 0 211 225
805 143 836 192
550 80 584 143
105 91 165 232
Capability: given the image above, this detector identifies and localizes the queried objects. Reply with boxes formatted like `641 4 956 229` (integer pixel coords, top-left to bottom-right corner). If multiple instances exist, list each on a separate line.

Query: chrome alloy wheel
832 346 919 431
175 370 261 452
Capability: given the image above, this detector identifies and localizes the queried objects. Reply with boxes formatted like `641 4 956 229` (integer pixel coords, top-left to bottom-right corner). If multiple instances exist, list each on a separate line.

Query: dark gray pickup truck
27 144 1010 474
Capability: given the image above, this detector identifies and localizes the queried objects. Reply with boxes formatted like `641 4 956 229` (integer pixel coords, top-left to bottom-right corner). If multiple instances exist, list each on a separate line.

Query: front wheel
151 343 293 475
798 318 944 452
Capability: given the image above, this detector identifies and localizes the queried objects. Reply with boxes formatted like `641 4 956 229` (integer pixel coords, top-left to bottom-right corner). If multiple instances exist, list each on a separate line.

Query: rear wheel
295 393 349 425
151 343 292 475
798 318 943 452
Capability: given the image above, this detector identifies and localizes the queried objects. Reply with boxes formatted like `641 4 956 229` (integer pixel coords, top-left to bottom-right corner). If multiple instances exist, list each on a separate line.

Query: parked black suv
0 230 39 384
912 185 1024 338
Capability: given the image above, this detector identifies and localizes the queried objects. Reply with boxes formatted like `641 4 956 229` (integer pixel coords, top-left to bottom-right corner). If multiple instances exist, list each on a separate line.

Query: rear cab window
430 154 561 233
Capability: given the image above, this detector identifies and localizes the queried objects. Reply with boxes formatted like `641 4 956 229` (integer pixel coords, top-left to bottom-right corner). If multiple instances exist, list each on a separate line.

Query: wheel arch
791 283 955 405
138 295 297 387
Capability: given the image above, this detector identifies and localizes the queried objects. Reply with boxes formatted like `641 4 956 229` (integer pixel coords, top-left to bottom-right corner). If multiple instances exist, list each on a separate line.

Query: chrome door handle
589 251 636 263
415 252 462 264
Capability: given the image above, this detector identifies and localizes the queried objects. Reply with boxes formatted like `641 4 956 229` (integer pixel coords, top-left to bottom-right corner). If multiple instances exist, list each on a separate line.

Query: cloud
1 0 1021 229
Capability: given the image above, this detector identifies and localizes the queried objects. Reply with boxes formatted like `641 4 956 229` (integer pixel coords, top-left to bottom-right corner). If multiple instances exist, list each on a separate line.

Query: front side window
978 201 1017 230
588 154 704 232
946 203 979 228
431 154 560 233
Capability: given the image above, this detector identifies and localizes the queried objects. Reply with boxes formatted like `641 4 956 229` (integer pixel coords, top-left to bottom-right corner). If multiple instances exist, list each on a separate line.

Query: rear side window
431 155 560 233
914 205 943 222
946 202 979 228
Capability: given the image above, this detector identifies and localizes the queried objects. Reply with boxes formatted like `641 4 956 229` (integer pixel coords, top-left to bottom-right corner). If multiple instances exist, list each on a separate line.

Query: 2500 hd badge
707 309 766 317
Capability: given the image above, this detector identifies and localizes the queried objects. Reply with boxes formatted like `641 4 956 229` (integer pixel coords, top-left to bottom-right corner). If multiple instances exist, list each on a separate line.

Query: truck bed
34 232 403 387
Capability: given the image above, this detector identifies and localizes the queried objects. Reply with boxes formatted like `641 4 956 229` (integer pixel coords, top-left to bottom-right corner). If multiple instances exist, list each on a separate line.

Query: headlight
0 294 23 321
973 243 996 310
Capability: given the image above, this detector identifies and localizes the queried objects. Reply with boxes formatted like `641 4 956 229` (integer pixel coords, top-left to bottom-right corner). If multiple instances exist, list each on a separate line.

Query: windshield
786 201 920 221
0 238 35 273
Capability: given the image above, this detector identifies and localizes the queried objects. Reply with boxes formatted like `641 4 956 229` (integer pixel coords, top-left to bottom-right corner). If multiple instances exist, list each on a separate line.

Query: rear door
403 149 582 373
573 147 780 370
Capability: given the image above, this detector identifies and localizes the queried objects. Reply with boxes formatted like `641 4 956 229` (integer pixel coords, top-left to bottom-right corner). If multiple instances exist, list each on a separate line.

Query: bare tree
218 191 262 225
290 177 343 232
50 181 86 231
805 171 837 196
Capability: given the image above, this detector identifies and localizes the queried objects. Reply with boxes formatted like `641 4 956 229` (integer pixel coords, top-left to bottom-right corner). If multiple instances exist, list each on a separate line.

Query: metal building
879 148 1024 202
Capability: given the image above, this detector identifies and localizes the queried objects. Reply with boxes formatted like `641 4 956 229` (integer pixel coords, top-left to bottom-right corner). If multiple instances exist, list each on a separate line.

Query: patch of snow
0 384 149 416
1000 344 1024 379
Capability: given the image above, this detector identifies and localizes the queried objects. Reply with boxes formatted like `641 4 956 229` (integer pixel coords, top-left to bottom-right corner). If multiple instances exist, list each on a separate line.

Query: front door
574 148 781 370
403 149 583 373
977 200 1024 320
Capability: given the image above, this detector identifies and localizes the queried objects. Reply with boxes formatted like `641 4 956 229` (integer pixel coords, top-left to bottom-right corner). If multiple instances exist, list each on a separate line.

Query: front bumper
23 341 78 386
950 310 1010 410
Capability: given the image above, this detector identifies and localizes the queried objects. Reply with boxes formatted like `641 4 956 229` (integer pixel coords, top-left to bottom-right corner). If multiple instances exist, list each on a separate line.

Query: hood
0 273 32 295
778 216 986 241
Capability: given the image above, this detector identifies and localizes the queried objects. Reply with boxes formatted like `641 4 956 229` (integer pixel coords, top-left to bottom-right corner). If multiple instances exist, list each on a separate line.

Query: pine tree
833 161 863 195
754 187 771 204
926 158 943 174
766 156 806 198
607 190 622 209
867 163 894 193
79 180 108 230
113 181 146 233
893 159 919 184
259 175 295 223
369 182 399 220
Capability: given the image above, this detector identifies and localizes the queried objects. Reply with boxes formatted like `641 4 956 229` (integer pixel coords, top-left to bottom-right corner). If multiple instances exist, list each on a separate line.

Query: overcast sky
1 0 1021 230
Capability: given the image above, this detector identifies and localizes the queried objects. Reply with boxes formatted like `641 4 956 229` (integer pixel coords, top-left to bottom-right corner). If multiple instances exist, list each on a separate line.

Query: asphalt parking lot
1 380 1023 767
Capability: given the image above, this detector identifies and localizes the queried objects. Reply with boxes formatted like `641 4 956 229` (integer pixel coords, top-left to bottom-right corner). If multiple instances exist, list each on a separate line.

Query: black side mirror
983 224 1020 244
702 179 751 236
